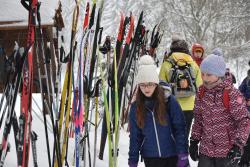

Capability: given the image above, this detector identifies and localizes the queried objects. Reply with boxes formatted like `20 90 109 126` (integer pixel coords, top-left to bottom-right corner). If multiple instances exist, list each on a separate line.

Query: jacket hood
191 43 204 56
191 43 205 66
169 52 194 65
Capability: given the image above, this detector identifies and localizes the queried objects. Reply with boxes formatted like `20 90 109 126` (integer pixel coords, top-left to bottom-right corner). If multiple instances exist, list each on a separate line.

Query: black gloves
239 136 250 166
227 145 242 166
189 138 199 161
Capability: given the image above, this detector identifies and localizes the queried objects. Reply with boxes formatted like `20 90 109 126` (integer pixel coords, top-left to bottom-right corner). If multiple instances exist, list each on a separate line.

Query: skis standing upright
0 45 30 167
83 0 105 166
55 1 80 167
98 13 132 161
149 18 166 59
18 0 38 166
73 2 90 167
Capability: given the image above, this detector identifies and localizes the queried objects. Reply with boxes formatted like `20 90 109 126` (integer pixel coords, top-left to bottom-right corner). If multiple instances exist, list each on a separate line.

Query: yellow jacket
159 52 202 111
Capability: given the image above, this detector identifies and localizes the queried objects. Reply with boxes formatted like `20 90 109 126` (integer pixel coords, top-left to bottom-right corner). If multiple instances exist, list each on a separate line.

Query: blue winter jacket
239 77 250 100
128 95 188 164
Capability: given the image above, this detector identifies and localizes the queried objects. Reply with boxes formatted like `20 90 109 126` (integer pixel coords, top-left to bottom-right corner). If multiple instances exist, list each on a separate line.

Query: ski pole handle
21 0 30 11
37 2 41 27
94 79 102 97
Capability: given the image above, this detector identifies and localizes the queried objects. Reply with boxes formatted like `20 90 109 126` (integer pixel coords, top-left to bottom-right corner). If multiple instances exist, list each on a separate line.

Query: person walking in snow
128 55 189 167
238 61 250 166
191 43 205 67
189 54 250 167
159 37 202 139
239 69 250 112
239 67 250 167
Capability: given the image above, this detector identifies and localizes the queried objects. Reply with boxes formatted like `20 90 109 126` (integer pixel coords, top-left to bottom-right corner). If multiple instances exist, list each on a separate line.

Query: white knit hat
136 55 159 84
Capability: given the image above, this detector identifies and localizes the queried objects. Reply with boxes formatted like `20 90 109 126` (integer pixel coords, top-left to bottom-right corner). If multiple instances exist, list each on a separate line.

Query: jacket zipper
151 111 162 157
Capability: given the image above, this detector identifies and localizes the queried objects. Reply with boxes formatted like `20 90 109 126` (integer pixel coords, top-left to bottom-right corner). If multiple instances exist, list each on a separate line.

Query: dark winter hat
136 55 159 84
170 38 190 55
200 54 226 77
211 47 223 57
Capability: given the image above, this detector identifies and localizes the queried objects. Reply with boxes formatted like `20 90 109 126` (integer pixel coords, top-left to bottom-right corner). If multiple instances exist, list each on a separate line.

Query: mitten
227 145 242 166
128 160 138 167
189 138 199 161
177 153 189 167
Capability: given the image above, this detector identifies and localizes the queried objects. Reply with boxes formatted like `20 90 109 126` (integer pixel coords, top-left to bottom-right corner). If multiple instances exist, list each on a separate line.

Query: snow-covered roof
0 0 58 29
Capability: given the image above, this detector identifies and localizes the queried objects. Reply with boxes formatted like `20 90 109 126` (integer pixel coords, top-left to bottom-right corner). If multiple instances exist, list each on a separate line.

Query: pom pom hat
136 55 159 84
200 54 226 77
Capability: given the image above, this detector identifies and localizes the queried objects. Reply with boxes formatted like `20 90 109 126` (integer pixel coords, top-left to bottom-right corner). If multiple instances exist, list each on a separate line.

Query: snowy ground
0 94 199 167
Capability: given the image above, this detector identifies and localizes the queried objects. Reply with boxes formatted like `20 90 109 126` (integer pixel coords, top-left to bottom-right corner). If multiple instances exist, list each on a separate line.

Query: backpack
167 53 197 98
198 86 230 111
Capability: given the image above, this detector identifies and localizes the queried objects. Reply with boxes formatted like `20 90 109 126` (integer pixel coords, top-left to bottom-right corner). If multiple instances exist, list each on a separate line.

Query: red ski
19 0 38 166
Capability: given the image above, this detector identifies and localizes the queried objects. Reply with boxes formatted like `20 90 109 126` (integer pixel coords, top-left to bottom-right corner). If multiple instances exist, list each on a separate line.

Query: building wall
0 26 57 94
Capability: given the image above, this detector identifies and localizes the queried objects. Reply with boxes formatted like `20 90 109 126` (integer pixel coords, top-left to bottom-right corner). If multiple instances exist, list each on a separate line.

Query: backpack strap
186 63 197 92
198 86 230 112
166 57 177 83
223 87 230 112
166 57 176 69
198 86 205 99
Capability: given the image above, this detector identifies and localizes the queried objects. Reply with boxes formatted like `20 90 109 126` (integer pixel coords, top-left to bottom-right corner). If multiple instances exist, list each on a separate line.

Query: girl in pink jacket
189 54 250 167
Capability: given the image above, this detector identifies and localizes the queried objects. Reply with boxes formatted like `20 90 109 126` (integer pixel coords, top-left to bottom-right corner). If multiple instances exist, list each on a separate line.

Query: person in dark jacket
189 54 250 167
239 69 250 112
128 55 189 167
239 68 250 167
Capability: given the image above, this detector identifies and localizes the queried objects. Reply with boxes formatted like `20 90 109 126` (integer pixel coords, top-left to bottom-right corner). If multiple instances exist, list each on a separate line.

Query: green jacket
159 52 202 111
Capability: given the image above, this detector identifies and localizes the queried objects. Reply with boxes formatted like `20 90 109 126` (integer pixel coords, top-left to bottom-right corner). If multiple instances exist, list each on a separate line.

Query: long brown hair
136 85 167 128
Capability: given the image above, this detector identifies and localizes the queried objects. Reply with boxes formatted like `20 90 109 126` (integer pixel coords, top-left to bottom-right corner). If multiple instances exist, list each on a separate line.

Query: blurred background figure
191 43 205 67
225 68 236 85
